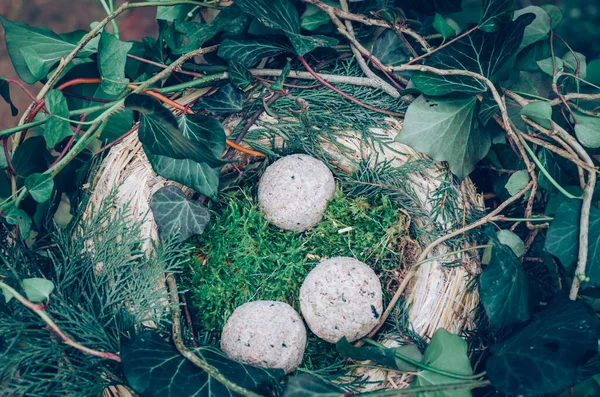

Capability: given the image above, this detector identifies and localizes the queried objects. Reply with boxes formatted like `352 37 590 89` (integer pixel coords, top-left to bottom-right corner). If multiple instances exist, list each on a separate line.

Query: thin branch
405 25 479 65
0 281 121 362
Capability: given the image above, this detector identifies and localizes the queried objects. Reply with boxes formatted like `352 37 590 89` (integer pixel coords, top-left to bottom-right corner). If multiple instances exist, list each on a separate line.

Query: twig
165 275 262 397
0 281 121 362
405 25 479 65
50 114 88 167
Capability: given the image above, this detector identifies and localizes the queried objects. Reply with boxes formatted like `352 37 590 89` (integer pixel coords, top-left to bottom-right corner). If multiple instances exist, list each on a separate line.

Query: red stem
5 79 39 104
51 114 87 167
3 137 16 176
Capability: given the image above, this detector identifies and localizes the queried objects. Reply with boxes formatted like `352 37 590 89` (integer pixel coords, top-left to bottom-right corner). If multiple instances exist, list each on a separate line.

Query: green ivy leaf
538 148 575 192
0 16 96 84
234 0 300 34
98 31 132 95
563 51 587 79
0 142 8 170
480 229 530 328
11 136 49 177
482 229 526 264
537 56 563 76
283 375 345 397
150 186 211 242
545 200 600 283
25 173 54 203
504 169 530 196
4 206 32 239
300 3 331 31
514 6 551 51
433 14 458 39
412 14 535 95
372 29 410 67
125 95 225 167
218 37 291 67
21 278 55 302
574 112 600 149
411 328 473 397
540 4 562 29
478 90 499 125
396 95 490 179
515 40 551 72
44 89 73 149
520 101 552 129
0 76 18 116
193 84 244 115
479 0 514 32
336 337 423 372
487 296 600 396
155 1 194 21
122 331 284 397
285 32 338 56
271 60 291 91
228 61 254 89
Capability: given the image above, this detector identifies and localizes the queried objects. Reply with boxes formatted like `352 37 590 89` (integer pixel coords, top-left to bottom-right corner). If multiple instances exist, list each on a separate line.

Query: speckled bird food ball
258 154 335 232
220 300 307 374
299 257 383 343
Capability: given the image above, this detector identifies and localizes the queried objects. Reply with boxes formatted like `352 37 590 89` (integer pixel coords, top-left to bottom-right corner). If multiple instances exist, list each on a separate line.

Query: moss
186 185 406 369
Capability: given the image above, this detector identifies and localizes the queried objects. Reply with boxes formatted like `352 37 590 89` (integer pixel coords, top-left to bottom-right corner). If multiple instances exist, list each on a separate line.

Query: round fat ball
300 257 383 343
221 300 307 374
258 154 335 231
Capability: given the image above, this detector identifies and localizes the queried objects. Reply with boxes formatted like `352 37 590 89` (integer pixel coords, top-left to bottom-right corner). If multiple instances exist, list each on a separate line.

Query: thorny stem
0 281 121 362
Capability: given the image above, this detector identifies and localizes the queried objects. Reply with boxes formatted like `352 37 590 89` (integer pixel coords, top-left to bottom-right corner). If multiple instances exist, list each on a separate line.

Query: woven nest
87 90 483 393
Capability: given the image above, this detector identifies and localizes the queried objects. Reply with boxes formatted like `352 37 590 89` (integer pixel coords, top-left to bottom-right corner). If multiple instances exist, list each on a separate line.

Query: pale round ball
258 154 335 232
220 301 306 374
299 257 383 343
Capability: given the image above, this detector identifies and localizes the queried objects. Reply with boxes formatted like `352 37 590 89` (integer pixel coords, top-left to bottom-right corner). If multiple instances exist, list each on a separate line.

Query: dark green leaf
396 95 490 179
4 206 32 239
537 56 563 76
480 229 530 328
563 52 587 79
156 1 194 21
515 40 551 72
122 331 284 397
487 296 600 396
21 278 54 302
506 70 552 98
0 16 96 84
0 170 10 199
11 137 49 177
545 200 600 284
574 112 600 148
412 328 474 397
125 95 225 167
336 337 422 372
412 14 535 95
538 148 574 192
172 21 218 55
234 0 300 34
300 3 331 31
218 37 291 67
520 101 552 129
271 60 291 91
541 4 562 29
150 186 210 242
396 0 461 16
44 89 73 148
193 84 244 115
25 173 54 203
0 77 18 116
372 29 410 67
433 14 458 39
283 375 344 397
478 90 499 125
514 6 551 51
228 62 254 89
98 31 133 95
479 0 514 32
285 32 338 56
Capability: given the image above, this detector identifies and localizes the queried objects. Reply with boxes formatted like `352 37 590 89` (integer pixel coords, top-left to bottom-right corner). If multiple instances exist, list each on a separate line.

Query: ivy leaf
336 337 423 372
300 3 331 31
44 89 73 149
480 228 530 328
537 57 563 76
283 375 345 397
122 331 284 397
0 77 18 116
0 16 96 84
545 200 600 284
487 296 600 396
98 31 132 95
433 14 458 39
25 173 54 203
482 229 526 264
478 90 499 125
125 95 225 167
12 136 49 177
504 169 530 196
271 60 291 91
514 6 551 51
515 40 551 72
0 142 8 170
372 30 410 67
193 84 244 115
150 186 210 242
234 0 300 34
156 1 194 21
563 52 587 79
218 37 291 67
412 14 535 95
285 32 338 56
479 0 514 32
574 112 600 148
396 95 490 179
541 4 562 29
21 278 55 302
228 61 254 89
4 206 32 239
520 101 552 129
538 148 576 192
411 328 474 397
397 0 462 15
